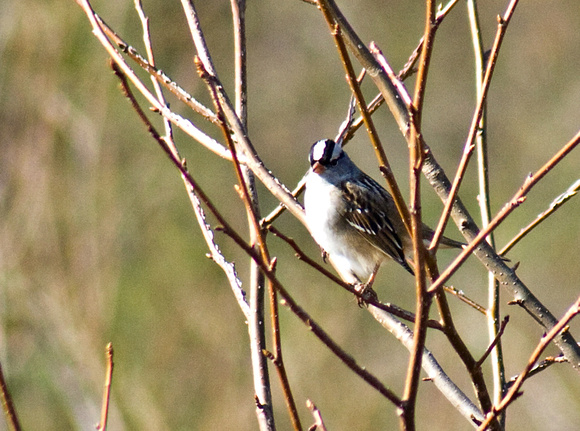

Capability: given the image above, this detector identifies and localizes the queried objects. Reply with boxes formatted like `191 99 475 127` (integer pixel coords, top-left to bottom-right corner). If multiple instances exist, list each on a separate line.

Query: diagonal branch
267 225 445 331
0 360 21 431
430 0 520 252
429 129 580 293
368 306 485 428
97 343 114 431
477 295 580 430
500 179 580 255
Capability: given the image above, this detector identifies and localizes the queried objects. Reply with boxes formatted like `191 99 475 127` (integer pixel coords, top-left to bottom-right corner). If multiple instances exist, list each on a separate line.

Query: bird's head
308 139 345 174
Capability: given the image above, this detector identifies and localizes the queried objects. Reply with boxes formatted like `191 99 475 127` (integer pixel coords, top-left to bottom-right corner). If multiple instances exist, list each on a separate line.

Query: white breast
304 170 378 283
304 171 340 251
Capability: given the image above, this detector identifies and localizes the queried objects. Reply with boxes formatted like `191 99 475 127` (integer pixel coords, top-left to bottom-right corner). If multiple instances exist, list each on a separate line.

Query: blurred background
1 0 579 429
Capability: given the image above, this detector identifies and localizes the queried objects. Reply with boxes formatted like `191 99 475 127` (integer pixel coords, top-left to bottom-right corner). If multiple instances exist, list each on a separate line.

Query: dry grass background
0 0 580 429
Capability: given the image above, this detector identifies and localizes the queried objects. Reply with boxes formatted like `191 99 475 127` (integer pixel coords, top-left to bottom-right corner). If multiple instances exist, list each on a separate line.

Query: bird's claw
354 282 378 307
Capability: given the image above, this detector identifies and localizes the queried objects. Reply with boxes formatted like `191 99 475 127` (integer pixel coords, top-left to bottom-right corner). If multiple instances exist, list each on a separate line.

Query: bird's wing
340 175 413 273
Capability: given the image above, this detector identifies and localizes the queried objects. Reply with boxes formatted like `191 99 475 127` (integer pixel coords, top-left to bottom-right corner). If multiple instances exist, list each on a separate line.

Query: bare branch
96 343 114 431
308 0 580 373
371 39 496 422
75 0 233 161
478 295 580 430
100 13 218 126
443 286 487 314
306 400 327 431
399 0 439 426
179 1 305 225
398 0 461 81
0 360 21 431
429 128 580 293
109 59 251 318
198 52 303 429
466 0 506 417
506 355 568 387
500 179 580 255
368 306 485 428
474 316 509 371
431 0 521 252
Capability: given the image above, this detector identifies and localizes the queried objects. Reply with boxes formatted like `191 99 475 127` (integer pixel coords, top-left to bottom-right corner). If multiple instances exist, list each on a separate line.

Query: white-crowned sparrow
304 138 463 285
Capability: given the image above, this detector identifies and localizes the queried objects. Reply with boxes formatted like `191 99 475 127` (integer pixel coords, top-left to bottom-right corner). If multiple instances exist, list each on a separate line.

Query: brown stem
474 317 509 371
97 343 114 431
400 0 438 428
500 179 580 255
0 361 21 431
477 295 580 430
430 0 520 252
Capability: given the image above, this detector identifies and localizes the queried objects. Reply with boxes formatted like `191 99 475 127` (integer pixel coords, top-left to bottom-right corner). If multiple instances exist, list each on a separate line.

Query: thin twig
429 128 580 293
398 0 461 81
191 181 250 318
0 361 21 431
341 92 385 145
400 1 437 427
306 400 327 431
474 316 509 371
500 179 580 255
443 285 487 314
229 0 284 429
466 0 506 418
430 0 520 252
134 0 176 147
260 177 306 227
505 355 567 388
97 343 114 431
477 295 580 430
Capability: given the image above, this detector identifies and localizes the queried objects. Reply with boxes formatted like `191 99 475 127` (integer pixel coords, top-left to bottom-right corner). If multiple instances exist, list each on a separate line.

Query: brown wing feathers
340 176 413 274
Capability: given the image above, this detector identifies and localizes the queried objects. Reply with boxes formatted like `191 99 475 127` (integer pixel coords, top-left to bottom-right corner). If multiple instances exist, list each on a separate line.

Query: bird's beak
312 161 325 174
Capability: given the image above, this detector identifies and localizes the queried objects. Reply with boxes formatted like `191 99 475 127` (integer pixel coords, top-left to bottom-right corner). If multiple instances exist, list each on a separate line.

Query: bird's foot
354 264 380 306
354 282 378 307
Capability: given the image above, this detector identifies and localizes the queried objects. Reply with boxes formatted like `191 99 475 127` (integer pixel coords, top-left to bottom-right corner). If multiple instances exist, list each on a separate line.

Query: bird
304 138 464 287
